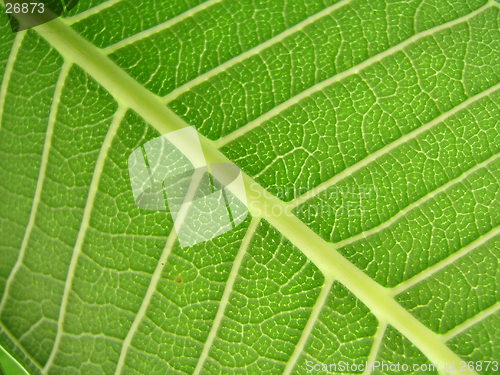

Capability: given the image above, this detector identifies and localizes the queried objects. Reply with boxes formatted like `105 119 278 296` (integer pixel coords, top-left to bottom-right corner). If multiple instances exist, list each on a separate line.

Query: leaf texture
0 0 498 374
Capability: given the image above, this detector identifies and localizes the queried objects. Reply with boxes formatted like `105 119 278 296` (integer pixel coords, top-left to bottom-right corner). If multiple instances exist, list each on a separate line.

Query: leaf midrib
27 15 482 375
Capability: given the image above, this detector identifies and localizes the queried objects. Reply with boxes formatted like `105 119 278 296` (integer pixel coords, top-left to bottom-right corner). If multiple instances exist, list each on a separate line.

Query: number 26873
5 2 45 14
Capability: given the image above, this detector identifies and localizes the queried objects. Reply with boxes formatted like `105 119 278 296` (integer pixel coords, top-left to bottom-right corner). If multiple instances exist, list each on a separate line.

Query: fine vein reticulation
0 0 498 374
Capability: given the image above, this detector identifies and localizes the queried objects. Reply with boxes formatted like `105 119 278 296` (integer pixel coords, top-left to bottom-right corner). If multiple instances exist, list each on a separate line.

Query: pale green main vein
28 16 486 375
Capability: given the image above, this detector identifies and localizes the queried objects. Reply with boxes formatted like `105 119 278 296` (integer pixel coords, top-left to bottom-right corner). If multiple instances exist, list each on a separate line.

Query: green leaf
0 0 498 374
0 344 28 375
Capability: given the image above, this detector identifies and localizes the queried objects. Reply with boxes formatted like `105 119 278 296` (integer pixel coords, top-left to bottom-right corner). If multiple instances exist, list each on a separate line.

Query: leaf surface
0 0 498 374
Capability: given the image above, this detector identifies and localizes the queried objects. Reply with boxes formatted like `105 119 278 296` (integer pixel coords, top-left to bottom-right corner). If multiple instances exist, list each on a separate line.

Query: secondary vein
43 107 127 372
0 62 71 314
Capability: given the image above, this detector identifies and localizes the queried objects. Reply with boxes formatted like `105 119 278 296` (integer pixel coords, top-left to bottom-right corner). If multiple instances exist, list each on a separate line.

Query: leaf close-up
0 0 498 374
